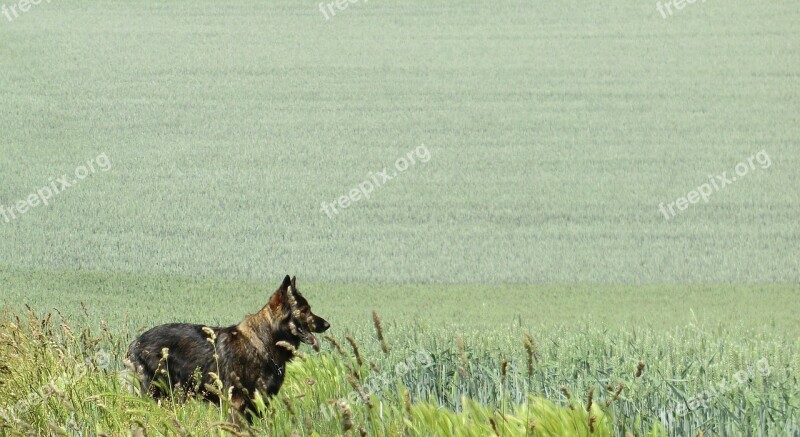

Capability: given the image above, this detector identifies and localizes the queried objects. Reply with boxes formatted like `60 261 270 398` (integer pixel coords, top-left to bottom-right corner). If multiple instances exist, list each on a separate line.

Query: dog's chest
258 361 286 395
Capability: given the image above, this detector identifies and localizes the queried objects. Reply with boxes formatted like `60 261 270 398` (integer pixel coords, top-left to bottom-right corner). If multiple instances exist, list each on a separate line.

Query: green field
1 0 798 283
1 0 799 435
1 271 799 435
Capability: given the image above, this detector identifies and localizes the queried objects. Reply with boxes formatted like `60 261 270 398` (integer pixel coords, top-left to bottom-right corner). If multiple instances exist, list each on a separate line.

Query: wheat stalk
345 336 363 366
371 310 389 354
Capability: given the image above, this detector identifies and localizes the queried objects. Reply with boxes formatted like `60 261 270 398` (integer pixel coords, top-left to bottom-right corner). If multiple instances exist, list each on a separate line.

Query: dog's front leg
228 396 251 426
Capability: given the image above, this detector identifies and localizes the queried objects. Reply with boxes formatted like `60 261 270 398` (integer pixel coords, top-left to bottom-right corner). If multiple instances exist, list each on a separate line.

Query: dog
126 275 330 421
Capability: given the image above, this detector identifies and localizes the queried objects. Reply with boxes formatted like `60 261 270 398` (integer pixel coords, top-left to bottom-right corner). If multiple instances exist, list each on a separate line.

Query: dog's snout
316 318 330 333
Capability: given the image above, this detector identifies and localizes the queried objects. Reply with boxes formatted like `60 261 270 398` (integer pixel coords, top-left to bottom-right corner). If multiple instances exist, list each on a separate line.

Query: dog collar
268 355 284 376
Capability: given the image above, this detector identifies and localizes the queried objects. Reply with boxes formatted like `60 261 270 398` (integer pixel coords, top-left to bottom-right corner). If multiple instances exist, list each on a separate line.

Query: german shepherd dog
126 275 329 421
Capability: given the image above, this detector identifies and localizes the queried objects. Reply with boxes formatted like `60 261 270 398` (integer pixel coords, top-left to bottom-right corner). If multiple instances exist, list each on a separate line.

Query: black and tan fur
125 275 329 420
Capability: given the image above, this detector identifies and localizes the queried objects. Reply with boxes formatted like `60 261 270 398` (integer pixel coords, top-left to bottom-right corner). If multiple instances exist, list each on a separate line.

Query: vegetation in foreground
0 269 798 435
0 301 796 436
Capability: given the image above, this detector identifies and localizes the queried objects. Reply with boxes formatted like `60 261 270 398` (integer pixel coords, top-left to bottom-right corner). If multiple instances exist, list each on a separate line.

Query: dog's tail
125 342 153 396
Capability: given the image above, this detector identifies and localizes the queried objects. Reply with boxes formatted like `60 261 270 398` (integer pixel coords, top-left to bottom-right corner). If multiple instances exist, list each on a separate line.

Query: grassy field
1 270 798 435
2 267 800 336
1 0 799 435
0 0 798 283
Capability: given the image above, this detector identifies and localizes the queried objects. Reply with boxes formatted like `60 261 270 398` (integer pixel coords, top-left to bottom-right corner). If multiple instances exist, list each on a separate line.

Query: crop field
1 0 799 436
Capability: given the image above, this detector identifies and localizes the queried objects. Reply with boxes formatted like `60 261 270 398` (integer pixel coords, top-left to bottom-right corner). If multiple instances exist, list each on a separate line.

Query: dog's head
268 275 330 351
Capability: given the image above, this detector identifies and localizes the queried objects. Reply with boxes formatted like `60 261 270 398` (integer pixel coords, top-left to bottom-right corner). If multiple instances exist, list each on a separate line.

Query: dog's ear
281 275 292 291
290 276 297 289
268 275 293 312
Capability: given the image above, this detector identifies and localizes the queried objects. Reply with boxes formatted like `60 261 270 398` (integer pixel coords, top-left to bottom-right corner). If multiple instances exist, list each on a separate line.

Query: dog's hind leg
125 348 159 398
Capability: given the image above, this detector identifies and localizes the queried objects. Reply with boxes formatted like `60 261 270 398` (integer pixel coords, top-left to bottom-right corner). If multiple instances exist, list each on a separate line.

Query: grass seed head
336 400 353 432
635 361 645 378
323 335 346 355
371 310 389 354
347 375 372 407
523 333 540 368
201 326 217 343
208 372 223 390
276 341 306 360
457 336 467 364
282 395 296 417
346 336 364 366
344 361 360 381
489 417 500 436
606 383 624 406
457 336 468 377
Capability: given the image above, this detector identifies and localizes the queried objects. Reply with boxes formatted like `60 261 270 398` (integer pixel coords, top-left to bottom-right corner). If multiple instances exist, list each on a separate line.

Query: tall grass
0 309 624 436
2 307 797 435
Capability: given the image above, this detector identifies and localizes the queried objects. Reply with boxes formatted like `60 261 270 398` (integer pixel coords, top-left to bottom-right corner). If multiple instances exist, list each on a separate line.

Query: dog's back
127 323 219 399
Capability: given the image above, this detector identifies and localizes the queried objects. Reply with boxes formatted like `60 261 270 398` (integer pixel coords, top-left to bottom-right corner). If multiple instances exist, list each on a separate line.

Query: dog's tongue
310 335 320 351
